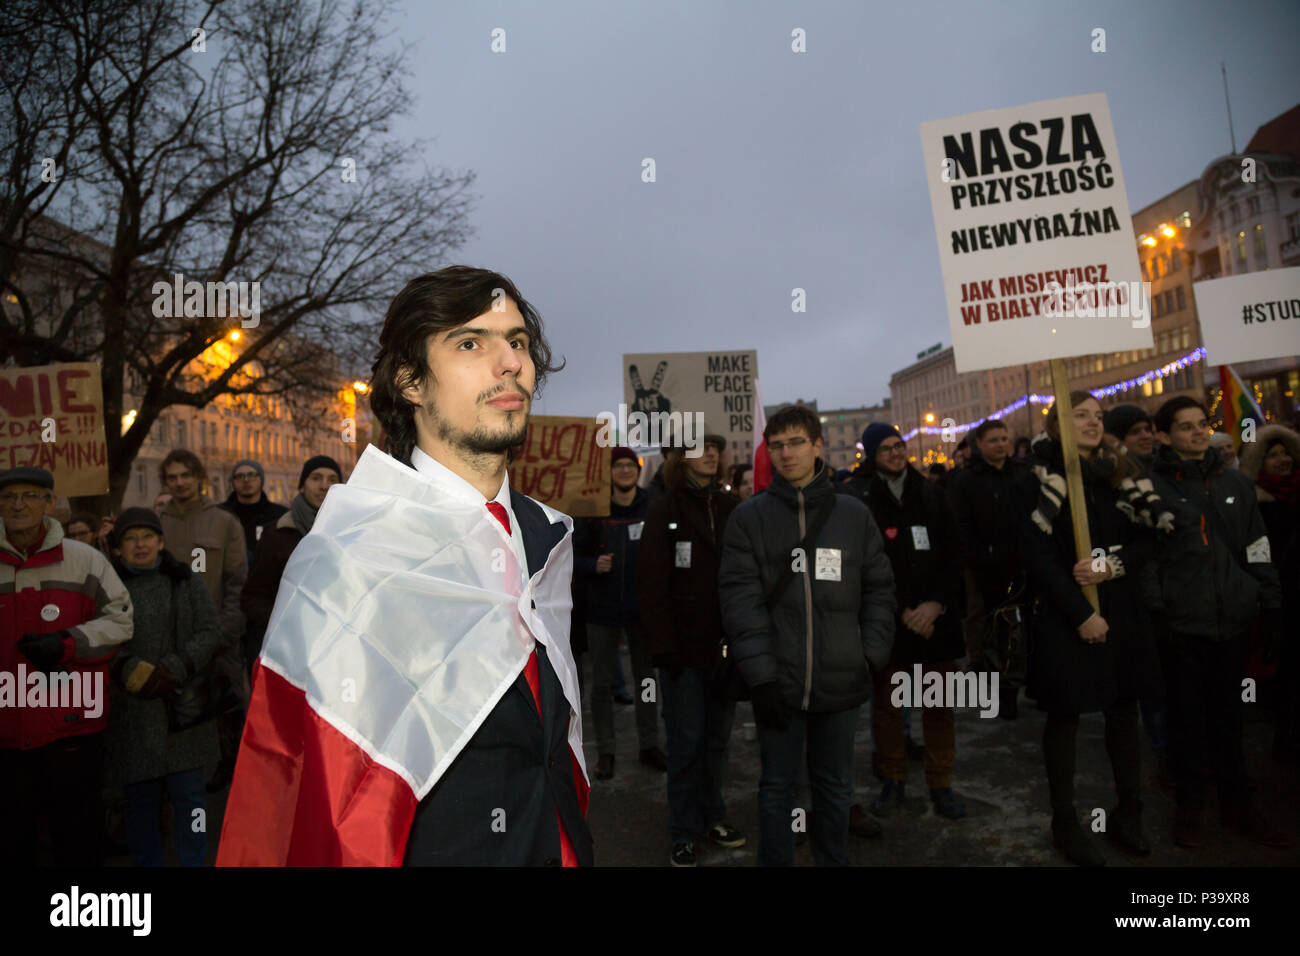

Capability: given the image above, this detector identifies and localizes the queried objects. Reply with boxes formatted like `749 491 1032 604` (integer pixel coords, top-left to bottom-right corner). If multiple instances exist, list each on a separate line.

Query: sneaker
639 747 668 772
930 787 967 820
849 803 883 838
670 841 697 867
870 779 905 817
595 754 615 780
705 822 746 848
1222 804 1291 848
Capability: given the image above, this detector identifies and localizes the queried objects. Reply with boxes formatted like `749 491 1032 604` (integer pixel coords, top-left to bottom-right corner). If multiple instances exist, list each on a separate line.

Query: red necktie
486 501 580 867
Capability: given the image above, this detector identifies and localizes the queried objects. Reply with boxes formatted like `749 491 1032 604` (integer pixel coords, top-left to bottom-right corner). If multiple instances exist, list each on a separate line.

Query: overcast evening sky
395 0 1300 417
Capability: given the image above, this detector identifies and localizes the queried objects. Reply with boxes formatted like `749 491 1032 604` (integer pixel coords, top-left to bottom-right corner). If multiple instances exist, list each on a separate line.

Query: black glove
652 651 684 678
751 682 790 731
18 631 73 671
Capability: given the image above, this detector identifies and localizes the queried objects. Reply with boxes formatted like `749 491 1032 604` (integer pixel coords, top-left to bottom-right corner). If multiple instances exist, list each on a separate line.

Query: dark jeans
1160 632 1251 812
757 706 859 866
659 665 734 844
587 621 659 755
124 768 208 867
0 733 105 866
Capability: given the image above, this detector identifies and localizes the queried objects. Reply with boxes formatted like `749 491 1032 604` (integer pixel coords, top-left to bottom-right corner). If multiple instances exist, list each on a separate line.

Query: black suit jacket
403 491 593 866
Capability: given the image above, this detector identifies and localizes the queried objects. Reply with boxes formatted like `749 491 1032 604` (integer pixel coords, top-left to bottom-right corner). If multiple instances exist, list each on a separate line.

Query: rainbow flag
1218 364 1266 449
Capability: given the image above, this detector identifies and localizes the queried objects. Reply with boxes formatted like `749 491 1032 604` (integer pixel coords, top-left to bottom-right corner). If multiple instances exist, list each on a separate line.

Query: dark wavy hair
369 266 564 465
159 449 207 489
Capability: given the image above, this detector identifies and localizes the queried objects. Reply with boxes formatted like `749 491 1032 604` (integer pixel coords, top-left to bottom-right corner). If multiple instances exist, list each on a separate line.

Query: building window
1176 285 1186 311
1247 196 1260 216
1288 211 1300 241
177 421 187 448
1254 223 1266 255
1178 210 1191 228
1170 248 1180 271
1154 295 1163 319
1181 325 1191 349
1236 230 1247 261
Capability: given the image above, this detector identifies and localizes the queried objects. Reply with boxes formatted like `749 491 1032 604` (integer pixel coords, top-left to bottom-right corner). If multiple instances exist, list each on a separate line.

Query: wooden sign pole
1049 358 1099 612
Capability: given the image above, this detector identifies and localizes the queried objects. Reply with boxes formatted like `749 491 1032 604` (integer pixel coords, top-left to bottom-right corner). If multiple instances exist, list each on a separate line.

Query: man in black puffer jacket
719 405 895 866
839 424 967 822
1148 396 1287 850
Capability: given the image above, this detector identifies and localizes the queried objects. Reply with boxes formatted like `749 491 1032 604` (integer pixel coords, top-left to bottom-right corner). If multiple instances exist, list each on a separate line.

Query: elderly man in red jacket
0 467 134 865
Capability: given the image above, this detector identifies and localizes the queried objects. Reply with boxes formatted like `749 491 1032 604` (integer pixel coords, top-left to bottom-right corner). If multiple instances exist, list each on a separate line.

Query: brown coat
159 494 248 657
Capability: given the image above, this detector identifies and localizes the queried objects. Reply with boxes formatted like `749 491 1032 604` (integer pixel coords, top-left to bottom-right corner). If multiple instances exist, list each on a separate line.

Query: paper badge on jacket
628 522 644 541
675 541 691 568
1246 535 1271 564
815 548 842 581
911 526 931 550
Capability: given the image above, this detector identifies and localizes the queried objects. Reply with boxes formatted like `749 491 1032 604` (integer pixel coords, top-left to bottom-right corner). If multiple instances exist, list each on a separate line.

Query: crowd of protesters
3 388 1296 868
1 449 343 867
574 395 1296 867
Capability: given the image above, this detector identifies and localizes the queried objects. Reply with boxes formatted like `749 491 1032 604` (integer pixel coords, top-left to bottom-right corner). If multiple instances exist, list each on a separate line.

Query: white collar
410 445 510 509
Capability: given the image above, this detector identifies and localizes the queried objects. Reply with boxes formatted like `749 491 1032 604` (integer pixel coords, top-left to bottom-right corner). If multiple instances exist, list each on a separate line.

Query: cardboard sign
508 414 609 518
0 362 109 497
920 92 1151 373
1192 267 1300 366
621 350 758 453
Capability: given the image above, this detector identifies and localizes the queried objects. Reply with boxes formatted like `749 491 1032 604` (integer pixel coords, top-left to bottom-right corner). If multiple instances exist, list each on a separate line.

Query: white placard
920 92 1152 373
1192 267 1300 366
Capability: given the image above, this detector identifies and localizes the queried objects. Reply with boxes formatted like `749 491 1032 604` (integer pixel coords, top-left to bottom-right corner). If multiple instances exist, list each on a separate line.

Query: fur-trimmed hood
1238 424 1300 488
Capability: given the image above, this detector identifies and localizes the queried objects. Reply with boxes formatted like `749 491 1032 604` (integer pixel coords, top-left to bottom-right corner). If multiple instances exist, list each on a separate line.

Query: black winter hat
860 422 903 462
298 455 342 489
112 506 163 547
0 466 54 491
1103 404 1152 440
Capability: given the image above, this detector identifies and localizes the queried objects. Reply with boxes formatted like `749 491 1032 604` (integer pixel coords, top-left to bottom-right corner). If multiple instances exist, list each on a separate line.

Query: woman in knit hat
108 507 222 866
239 456 341 670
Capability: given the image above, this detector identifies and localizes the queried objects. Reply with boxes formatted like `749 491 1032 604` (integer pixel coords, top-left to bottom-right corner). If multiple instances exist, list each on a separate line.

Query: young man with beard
719 405 895 866
573 446 666 780
1148 396 1288 849
841 424 967 821
218 266 592 866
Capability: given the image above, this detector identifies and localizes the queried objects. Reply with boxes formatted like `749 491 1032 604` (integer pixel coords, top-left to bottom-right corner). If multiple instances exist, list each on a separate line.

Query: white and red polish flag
752 377 772 494
215 444 587 866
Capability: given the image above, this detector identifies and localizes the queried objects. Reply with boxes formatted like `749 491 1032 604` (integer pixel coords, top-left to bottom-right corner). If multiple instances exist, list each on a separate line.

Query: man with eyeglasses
220 459 288 567
840 423 967 822
573 446 666 781
1 467 133 865
719 405 896 866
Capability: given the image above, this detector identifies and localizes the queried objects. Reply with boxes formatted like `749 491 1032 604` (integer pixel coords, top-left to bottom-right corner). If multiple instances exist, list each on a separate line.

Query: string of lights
899 346 1208 442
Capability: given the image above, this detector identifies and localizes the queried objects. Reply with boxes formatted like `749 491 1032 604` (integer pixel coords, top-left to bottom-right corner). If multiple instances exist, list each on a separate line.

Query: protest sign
620 350 758 458
1192 267 1300 366
920 92 1151 374
0 363 109 497
508 414 609 517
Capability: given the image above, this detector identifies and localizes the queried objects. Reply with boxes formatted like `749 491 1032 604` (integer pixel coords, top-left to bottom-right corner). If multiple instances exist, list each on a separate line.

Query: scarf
1029 437 1173 535
1257 469 1300 503
289 492 319 536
